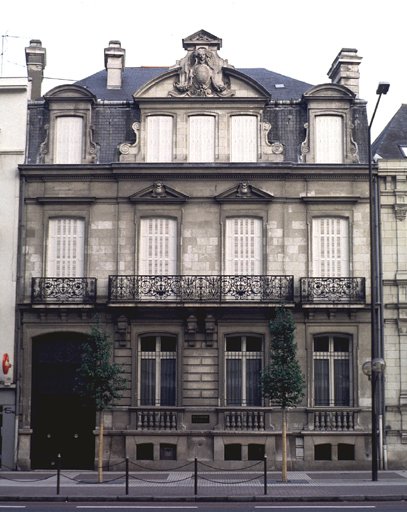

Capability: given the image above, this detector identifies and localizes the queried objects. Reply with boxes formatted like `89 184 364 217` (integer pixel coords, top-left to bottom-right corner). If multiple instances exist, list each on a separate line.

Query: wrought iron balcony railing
32 277 97 303
300 277 366 304
108 275 294 302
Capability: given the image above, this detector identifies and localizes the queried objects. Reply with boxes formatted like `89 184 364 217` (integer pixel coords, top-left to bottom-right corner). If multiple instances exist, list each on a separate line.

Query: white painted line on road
0 507 26 509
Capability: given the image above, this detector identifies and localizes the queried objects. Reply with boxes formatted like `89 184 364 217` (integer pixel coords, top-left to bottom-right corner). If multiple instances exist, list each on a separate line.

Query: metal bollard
264 454 267 495
194 456 198 495
56 454 61 495
125 457 129 495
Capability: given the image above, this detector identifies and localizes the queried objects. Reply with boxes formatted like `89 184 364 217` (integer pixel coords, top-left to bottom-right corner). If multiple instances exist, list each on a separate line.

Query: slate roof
74 67 313 102
372 104 407 159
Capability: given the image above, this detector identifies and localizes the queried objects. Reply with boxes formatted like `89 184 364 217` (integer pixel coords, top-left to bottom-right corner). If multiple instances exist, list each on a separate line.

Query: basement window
314 443 332 460
338 443 355 461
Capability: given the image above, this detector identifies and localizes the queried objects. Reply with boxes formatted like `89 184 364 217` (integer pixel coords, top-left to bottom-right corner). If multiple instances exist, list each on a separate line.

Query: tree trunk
98 410 104 483
282 407 287 483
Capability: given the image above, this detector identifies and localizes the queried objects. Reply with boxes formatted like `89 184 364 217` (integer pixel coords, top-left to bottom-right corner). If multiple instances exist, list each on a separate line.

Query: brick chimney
25 40 46 100
328 48 362 98
104 40 125 89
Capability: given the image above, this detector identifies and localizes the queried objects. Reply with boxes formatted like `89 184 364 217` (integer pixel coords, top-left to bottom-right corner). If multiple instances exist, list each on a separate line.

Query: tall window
146 116 173 162
230 115 257 162
315 115 343 163
189 115 215 162
46 218 85 277
139 335 177 406
312 217 349 277
139 218 177 275
55 116 83 164
313 334 352 407
226 335 262 406
225 218 262 275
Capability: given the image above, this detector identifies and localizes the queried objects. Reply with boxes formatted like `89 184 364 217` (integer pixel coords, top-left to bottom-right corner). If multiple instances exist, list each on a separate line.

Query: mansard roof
74 67 313 102
372 104 407 160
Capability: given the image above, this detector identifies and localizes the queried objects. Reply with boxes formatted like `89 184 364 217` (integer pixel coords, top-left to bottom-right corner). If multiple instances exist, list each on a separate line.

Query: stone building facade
374 104 407 468
17 31 376 470
0 77 29 470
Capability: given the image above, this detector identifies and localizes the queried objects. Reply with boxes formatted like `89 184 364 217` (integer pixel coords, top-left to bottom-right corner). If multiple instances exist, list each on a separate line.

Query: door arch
31 332 95 469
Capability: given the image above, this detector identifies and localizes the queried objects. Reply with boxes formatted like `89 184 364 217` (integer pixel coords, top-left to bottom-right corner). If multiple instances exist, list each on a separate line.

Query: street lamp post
368 81 389 482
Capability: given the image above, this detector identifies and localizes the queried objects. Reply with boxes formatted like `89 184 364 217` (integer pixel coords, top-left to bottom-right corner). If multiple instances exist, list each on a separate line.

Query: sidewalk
0 470 406 502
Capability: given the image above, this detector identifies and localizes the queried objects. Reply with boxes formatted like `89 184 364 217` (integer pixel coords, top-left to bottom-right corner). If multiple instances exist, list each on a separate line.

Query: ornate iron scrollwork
32 277 97 303
300 277 366 303
108 275 294 302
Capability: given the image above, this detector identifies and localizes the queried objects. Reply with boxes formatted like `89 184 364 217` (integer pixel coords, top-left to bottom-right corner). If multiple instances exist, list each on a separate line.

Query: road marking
255 507 376 509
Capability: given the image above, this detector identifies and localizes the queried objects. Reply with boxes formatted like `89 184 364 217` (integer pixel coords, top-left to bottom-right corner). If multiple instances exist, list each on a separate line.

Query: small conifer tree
260 305 305 482
75 315 127 482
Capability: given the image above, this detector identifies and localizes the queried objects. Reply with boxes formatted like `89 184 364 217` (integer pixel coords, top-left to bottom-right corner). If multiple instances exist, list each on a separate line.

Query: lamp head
376 82 390 95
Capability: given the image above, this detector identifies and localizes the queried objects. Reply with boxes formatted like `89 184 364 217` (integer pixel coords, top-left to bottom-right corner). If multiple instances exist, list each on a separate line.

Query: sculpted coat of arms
169 31 235 97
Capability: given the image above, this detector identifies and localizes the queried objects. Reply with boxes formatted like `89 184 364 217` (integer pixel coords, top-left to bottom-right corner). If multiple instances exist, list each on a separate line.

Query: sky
1 0 405 140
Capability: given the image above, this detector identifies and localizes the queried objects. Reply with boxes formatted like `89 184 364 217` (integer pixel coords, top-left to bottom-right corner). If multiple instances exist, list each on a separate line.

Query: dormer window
41 85 97 165
301 84 358 164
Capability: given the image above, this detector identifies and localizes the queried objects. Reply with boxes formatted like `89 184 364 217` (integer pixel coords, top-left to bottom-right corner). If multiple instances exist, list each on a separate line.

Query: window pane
334 359 350 406
140 337 156 352
315 443 332 460
189 116 215 162
248 444 265 461
226 337 241 352
161 359 176 406
146 116 173 162
314 337 329 352
224 444 242 461
246 359 262 406
246 336 262 352
140 359 156 406
314 359 329 406
55 116 83 164
226 359 242 405
334 336 349 352
161 336 177 352
231 115 257 162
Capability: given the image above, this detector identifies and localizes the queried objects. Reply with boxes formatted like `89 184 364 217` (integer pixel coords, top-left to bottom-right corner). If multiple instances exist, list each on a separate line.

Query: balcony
300 277 365 304
108 275 294 303
31 277 97 304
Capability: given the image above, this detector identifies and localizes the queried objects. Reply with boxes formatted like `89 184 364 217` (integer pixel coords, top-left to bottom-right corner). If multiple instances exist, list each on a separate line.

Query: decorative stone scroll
119 122 140 161
262 122 284 161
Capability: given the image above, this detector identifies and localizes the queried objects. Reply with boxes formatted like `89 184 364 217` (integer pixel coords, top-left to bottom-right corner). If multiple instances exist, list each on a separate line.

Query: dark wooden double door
31 333 95 469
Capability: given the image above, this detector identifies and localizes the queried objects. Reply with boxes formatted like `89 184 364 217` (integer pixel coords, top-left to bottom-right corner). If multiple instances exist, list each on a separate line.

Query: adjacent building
16 32 376 471
374 104 407 468
0 76 29 469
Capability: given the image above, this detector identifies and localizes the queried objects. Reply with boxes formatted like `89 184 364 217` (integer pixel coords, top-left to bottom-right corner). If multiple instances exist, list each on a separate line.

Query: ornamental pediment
303 83 355 100
215 182 274 202
133 30 270 101
129 182 189 203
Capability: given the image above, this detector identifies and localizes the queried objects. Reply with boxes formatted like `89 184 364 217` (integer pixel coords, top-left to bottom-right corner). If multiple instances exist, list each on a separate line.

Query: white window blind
189 116 215 162
312 217 349 277
231 115 257 162
315 116 343 163
47 218 85 277
225 218 262 275
140 218 177 275
146 116 173 162
55 116 83 164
